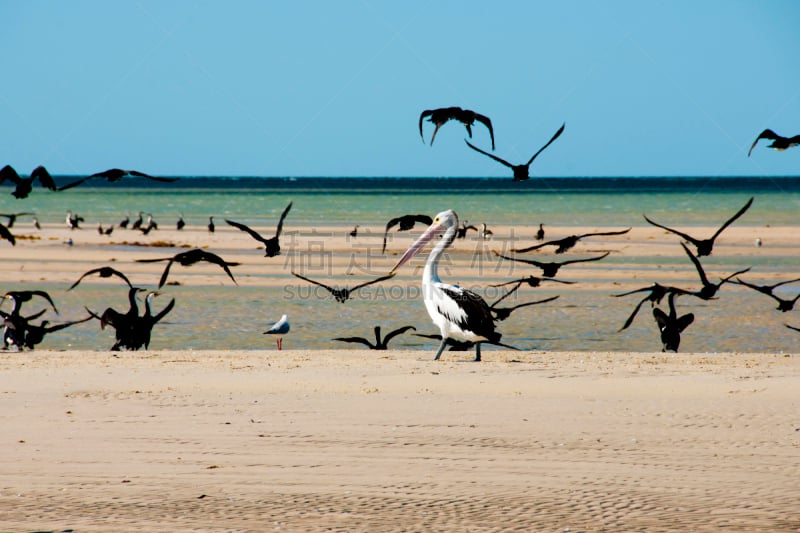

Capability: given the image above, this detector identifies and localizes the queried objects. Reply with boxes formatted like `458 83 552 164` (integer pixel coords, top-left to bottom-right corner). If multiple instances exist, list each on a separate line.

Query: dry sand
1 349 799 532
1 222 799 531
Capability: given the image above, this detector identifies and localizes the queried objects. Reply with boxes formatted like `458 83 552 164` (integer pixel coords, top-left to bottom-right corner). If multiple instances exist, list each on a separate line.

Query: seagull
644 197 753 257
513 228 631 254
0 165 57 199
390 209 503 361
493 250 610 278
68 266 133 291
732 276 800 312
291 272 395 303
263 314 290 350
382 214 433 253
333 325 416 350
464 123 565 181
225 201 293 257
653 292 694 352
419 106 495 149
747 129 800 156
135 249 240 288
58 168 178 190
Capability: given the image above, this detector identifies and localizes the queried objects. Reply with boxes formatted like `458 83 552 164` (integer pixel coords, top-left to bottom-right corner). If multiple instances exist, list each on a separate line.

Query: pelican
263 314 290 350
391 209 502 361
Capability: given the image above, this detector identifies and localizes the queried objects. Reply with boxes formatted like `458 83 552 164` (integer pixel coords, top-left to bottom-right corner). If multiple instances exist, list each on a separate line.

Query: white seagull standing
391 209 501 361
263 314 290 350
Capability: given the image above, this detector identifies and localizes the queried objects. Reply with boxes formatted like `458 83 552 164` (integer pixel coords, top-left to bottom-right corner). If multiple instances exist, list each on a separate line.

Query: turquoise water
2 176 799 354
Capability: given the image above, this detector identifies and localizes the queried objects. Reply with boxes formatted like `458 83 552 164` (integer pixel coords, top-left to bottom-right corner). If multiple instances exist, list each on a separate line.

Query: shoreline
1 349 798 531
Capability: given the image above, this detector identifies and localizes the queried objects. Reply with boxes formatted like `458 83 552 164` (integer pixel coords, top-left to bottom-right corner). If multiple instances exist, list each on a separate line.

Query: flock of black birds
1 112 798 353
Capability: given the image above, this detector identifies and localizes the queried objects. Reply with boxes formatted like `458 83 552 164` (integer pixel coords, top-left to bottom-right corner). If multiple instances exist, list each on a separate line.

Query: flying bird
135 249 240 288
0 222 15 246
732 276 800 312
614 282 684 331
58 168 178 190
0 212 33 228
0 165 57 199
3 290 58 314
644 197 753 257
291 272 395 303
333 325 416 350
465 123 565 181
22 315 94 350
390 209 503 361
225 201 293 257
490 295 560 321
68 266 133 291
653 292 694 352
382 214 433 253
513 228 631 254
680 243 750 300
493 250 610 278
489 275 575 289
747 129 800 156
263 314 290 350
419 106 495 149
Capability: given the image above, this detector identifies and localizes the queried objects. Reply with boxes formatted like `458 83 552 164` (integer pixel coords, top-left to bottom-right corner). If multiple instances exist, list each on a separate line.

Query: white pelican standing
391 209 501 361
263 314 290 350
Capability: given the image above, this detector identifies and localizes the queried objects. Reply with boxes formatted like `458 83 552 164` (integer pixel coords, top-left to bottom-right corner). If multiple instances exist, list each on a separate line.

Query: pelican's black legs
433 337 448 360
474 343 482 362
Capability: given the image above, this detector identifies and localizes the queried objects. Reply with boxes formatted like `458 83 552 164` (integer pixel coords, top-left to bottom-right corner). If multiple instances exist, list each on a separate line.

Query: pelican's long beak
390 219 444 273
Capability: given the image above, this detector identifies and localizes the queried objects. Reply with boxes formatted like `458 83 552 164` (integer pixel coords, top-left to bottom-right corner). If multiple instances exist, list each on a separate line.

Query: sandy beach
1 349 799 532
1 220 799 530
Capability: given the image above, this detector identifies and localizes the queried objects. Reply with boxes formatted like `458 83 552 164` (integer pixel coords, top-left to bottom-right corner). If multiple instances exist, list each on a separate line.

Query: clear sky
2 1 799 178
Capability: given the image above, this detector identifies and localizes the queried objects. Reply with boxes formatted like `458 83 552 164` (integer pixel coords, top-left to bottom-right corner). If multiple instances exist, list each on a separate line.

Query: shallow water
2 176 799 353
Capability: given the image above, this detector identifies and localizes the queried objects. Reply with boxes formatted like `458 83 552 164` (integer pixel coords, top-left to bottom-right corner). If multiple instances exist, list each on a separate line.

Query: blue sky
2 1 798 178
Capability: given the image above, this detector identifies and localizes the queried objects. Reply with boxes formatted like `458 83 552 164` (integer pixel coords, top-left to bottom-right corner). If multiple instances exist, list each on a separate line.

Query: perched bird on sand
263 314 290 350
